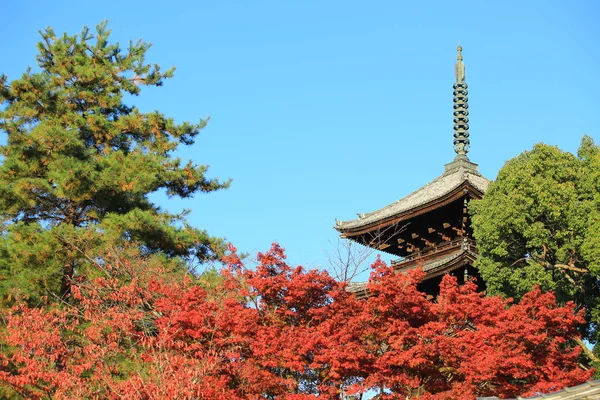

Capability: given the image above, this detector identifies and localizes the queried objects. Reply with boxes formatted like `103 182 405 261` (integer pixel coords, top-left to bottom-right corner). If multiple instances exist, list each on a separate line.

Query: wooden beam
437 232 451 241
443 223 451 229
420 237 434 247
411 233 419 239
428 227 436 234
379 243 391 250
461 197 468 237
397 238 405 244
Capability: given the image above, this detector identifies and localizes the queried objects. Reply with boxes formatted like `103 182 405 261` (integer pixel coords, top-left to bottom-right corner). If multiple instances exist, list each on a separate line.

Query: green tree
471 136 600 352
0 22 229 305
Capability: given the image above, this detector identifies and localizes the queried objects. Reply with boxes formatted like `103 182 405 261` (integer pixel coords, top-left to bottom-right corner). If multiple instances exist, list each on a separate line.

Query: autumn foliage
0 244 592 399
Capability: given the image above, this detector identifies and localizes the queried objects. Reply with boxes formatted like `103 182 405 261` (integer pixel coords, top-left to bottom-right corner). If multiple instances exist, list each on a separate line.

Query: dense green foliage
471 136 600 346
0 22 228 305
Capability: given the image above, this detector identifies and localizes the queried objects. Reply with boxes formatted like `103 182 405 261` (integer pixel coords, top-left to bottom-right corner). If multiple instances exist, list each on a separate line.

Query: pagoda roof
335 158 490 235
346 244 478 298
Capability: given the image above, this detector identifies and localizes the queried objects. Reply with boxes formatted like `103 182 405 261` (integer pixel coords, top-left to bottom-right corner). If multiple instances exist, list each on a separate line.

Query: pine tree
0 22 229 304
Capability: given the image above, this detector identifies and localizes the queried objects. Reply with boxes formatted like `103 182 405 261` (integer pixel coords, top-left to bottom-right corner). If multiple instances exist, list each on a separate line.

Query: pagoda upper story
335 45 490 295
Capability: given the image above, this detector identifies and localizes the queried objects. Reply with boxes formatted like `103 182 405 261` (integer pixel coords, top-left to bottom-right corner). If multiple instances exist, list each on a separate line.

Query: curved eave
417 249 478 279
337 181 484 238
345 249 478 299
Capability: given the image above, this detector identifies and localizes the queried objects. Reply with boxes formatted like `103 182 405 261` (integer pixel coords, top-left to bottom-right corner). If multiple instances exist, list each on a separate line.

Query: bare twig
326 223 408 282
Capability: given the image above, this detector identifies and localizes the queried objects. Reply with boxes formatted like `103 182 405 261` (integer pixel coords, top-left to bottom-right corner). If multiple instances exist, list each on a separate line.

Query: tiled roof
335 159 490 232
346 281 368 293
523 380 600 399
420 248 475 273
346 247 477 295
478 380 600 399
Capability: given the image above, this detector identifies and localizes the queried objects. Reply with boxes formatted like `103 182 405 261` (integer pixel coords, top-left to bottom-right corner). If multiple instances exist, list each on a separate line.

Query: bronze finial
453 44 470 158
455 44 466 83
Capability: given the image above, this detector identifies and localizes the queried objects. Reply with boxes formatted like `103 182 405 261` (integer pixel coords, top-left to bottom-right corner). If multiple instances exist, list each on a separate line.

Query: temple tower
335 46 490 296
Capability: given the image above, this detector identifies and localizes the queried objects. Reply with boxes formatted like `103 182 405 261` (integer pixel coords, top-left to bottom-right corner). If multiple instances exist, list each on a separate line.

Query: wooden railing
391 238 477 267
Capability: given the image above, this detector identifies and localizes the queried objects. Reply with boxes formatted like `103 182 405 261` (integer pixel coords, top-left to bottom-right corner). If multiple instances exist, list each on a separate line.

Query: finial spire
455 44 465 82
453 44 470 158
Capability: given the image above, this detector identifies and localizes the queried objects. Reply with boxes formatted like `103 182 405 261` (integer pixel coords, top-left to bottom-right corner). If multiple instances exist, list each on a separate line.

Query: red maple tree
0 244 591 399
348 258 589 399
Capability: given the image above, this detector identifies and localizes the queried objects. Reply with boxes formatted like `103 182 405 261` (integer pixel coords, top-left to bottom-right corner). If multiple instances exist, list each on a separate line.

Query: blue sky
2 1 599 275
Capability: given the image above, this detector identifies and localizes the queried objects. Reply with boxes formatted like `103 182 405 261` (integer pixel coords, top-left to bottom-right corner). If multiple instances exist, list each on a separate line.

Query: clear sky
2 1 599 276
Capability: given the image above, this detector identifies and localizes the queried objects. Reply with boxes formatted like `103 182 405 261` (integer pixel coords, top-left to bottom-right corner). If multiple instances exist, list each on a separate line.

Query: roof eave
336 181 484 238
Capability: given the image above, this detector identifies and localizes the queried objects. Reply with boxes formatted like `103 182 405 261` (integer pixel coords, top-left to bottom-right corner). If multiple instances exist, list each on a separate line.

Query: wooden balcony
391 238 478 272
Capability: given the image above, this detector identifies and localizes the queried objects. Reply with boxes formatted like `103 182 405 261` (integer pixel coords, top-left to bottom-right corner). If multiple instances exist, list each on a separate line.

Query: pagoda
335 45 490 296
